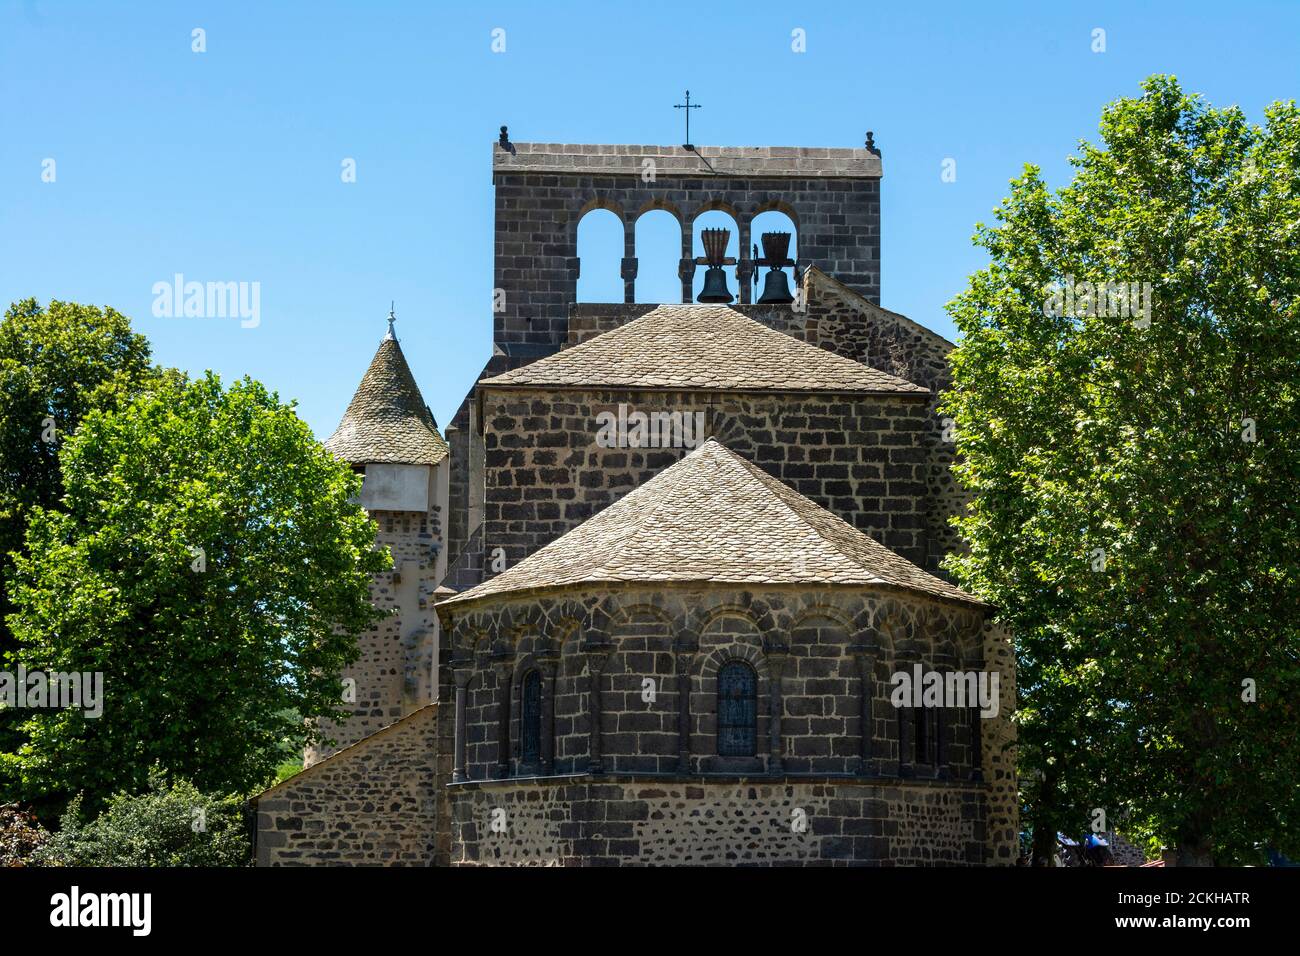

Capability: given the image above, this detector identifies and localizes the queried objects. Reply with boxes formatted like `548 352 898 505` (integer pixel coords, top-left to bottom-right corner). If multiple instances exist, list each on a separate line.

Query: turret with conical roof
306 308 452 768
325 307 448 467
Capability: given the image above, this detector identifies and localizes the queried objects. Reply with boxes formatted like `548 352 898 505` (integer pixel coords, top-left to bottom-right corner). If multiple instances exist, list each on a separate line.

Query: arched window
717 660 757 757
520 669 542 767
749 209 798 304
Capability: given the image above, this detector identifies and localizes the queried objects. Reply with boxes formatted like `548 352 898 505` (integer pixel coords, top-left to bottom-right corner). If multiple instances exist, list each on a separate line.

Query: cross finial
385 301 396 341
674 90 701 150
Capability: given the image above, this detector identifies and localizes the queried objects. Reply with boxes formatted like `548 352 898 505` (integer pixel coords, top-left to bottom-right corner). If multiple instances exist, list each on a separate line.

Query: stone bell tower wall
492 141 883 351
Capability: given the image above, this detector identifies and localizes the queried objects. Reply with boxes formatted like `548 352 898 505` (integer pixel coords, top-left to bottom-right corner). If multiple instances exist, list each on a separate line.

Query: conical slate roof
440 439 981 608
325 333 448 466
480 304 928 394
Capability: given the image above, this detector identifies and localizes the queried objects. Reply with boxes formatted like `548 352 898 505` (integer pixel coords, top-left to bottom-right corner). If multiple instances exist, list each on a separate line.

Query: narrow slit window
521 669 541 766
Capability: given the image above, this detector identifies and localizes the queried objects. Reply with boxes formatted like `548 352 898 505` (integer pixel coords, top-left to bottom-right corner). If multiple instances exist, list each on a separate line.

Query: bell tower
490 128 882 353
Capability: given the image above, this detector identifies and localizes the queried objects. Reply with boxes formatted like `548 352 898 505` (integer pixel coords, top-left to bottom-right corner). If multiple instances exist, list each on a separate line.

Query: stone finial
499 125 516 155
865 131 880 156
385 301 396 341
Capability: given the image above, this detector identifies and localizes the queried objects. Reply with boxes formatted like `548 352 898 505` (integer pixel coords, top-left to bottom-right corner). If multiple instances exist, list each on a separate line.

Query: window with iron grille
717 660 757 757
521 669 541 766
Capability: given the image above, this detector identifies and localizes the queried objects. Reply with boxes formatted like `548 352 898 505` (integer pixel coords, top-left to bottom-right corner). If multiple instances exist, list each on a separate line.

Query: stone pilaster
539 654 558 775
493 656 512 778
452 663 472 783
853 649 876 775
766 652 787 774
584 648 609 774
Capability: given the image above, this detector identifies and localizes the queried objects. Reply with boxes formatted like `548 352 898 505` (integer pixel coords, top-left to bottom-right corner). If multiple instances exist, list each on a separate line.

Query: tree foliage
0 299 158 613
0 803 50 866
0 299 161 802
943 76 1300 864
4 371 389 814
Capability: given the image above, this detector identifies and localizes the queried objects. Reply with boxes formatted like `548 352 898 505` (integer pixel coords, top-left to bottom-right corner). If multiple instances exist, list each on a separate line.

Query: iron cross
674 90 700 149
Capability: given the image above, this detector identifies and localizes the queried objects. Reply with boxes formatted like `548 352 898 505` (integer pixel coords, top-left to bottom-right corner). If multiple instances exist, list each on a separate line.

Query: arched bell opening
749 209 799 305
575 207 624 303
690 210 740 304
634 209 682 304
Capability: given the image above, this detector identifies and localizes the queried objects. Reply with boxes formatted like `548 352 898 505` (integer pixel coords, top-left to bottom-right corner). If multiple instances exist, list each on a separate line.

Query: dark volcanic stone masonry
437 585 1018 866
480 387 933 572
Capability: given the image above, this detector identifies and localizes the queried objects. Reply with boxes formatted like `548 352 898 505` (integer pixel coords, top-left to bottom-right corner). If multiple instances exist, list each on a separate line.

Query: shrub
0 803 50 866
38 773 249 867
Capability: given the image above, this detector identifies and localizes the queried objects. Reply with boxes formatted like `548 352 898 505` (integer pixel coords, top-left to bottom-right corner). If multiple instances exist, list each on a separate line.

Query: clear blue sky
3 1 1296 438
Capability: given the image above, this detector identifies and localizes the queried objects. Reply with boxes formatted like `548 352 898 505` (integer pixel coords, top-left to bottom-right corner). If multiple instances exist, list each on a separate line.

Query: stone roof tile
325 335 448 466
480 304 928 394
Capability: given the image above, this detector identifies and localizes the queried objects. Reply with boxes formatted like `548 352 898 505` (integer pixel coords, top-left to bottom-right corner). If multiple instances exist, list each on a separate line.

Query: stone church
251 132 1018 866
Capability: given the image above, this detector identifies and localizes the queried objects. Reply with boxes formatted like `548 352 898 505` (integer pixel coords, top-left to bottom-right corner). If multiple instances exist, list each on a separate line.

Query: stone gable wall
256 704 450 866
479 387 932 574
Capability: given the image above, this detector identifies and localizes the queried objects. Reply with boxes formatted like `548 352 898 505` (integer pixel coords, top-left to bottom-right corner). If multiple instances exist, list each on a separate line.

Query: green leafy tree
944 76 1300 865
38 773 249 867
0 300 160 784
0 300 158 631
4 372 389 815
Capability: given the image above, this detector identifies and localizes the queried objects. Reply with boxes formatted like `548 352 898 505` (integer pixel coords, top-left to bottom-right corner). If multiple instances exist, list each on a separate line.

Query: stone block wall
479 387 933 574
981 620 1019 863
440 581 1013 865
256 704 450 866
791 270 965 579
447 778 986 866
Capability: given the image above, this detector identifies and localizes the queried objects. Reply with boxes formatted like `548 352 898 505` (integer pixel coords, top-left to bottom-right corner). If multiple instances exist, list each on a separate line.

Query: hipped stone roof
481 304 928 394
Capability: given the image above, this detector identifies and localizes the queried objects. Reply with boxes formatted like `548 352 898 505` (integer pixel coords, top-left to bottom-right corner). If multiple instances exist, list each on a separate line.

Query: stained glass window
717 661 757 757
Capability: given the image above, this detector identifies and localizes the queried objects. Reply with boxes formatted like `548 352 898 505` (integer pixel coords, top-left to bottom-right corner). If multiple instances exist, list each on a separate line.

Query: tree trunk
1032 826 1057 867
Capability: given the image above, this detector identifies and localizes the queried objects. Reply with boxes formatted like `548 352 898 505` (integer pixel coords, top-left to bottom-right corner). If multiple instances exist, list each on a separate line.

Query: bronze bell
698 267 734 303
757 269 794 304
696 227 734 303
755 231 795 304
